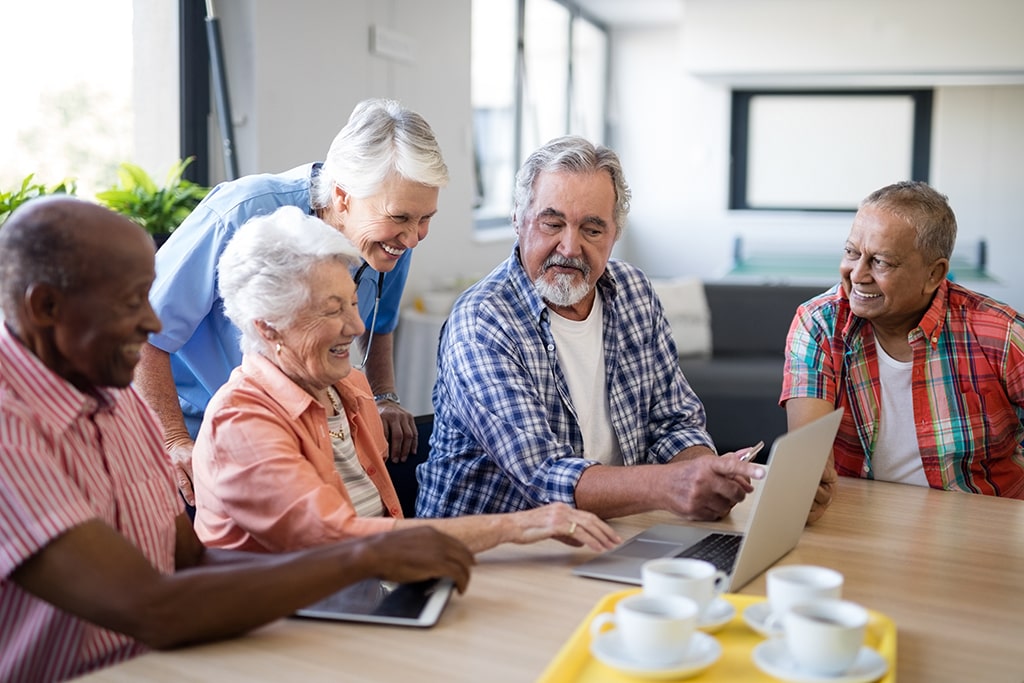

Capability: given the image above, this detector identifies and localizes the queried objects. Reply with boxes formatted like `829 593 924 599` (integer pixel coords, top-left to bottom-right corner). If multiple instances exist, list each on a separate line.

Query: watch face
375 392 401 404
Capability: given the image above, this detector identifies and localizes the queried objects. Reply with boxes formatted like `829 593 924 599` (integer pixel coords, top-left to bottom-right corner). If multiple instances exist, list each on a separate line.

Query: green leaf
95 158 210 235
0 173 78 229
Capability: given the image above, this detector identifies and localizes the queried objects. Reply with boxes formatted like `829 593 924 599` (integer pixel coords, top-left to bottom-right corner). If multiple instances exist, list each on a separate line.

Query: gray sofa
677 282 828 459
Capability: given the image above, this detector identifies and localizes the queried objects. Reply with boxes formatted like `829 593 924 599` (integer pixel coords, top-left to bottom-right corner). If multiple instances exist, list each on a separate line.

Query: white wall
680 0 1024 76
133 1 180 177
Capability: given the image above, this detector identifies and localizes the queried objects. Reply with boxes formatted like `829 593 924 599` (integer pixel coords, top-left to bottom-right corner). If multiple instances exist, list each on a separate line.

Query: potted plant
0 174 77 228
96 157 210 247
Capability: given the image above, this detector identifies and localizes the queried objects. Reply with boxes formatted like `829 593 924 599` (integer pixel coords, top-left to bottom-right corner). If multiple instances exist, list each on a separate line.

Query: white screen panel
747 95 915 210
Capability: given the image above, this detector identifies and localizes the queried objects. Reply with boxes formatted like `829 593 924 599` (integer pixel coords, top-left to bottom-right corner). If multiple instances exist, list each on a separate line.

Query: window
570 15 608 144
471 0 519 223
729 89 933 212
521 0 571 154
0 0 135 197
471 0 609 230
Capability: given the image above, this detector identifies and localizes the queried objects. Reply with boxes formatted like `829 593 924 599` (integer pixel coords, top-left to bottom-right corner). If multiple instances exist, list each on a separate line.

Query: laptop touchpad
611 538 687 560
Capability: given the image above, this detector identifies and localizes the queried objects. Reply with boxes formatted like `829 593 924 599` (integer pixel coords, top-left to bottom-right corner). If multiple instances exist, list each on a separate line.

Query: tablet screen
294 577 454 628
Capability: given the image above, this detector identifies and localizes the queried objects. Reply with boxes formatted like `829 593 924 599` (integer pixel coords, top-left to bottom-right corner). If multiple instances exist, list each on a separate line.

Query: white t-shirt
547 293 623 465
872 344 929 487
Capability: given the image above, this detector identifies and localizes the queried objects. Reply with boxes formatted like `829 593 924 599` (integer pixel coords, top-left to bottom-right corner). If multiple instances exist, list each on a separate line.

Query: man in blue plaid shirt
416 137 764 523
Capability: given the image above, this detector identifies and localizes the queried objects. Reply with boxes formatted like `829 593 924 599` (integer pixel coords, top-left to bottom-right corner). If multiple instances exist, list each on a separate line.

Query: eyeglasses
353 261 384 370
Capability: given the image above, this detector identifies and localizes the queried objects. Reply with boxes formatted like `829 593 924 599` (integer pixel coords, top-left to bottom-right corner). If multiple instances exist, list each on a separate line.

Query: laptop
572 408 843 591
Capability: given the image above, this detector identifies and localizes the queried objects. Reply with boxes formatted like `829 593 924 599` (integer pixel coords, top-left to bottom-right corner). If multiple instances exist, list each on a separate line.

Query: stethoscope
353 261 383 370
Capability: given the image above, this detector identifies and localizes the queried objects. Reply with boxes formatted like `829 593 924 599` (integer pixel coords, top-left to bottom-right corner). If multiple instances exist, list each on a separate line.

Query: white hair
310 98 449 206
217 206 362 355
512 135 630 236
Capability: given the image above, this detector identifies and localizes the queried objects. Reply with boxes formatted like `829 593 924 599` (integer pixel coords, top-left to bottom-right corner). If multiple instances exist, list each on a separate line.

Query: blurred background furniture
385 414 434 518
674 281 827 458
393 309 447 417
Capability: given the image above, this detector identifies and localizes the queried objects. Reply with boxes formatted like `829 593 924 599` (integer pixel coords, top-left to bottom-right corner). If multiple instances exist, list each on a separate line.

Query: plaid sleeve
781 293 843 406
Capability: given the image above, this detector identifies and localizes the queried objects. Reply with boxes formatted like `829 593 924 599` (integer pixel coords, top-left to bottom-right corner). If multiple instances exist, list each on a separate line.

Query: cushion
651 277 712 358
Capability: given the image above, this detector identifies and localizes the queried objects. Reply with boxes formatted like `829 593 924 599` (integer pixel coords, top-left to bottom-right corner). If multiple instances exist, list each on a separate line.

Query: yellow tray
539 590 896 682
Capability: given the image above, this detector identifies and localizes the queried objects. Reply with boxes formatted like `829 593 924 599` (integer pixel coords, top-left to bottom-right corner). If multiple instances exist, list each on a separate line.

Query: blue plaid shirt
415 247 714 516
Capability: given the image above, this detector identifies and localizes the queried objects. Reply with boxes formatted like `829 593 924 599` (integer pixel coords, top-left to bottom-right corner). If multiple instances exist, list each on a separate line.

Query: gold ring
568 521 577 535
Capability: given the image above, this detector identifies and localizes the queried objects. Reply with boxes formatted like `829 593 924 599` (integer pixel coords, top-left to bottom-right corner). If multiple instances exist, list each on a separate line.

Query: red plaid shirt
781 280 1024 497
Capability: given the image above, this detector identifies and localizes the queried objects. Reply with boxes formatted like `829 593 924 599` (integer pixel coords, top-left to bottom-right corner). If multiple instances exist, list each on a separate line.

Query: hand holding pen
739 440 765 463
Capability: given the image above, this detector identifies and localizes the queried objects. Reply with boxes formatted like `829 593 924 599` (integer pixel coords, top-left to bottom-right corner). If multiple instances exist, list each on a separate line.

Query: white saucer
590 630 722 680
698 597 736 633
752 639 889 683
743 601 783 637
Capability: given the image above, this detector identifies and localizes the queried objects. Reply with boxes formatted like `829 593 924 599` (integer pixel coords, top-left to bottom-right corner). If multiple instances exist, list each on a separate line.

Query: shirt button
547 344 555 351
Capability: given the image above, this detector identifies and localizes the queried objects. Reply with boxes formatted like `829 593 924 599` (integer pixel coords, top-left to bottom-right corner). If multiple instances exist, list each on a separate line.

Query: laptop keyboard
676 532 742 573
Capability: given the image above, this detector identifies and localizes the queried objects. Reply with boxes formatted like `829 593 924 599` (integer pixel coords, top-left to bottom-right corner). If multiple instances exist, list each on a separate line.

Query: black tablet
293 577 454 628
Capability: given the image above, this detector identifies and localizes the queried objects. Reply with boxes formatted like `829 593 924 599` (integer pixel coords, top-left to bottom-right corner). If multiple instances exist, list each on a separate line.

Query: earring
275 342 282 353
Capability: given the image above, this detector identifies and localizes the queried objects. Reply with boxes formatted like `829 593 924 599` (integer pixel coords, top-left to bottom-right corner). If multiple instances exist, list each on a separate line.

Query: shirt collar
307 162 323 215
837 279 949 349
242 353 319 420
0 324 110 431
241 352 371 419
915 278 950 347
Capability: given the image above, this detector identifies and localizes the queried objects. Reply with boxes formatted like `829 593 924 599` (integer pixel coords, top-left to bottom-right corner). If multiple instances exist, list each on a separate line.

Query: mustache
542 254 590 277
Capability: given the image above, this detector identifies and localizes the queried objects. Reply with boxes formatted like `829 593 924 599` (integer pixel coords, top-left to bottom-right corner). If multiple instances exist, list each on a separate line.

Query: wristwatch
373 392 401 405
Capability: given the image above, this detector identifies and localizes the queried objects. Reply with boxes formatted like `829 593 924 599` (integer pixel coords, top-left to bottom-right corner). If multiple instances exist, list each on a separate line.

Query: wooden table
78 478 1024 682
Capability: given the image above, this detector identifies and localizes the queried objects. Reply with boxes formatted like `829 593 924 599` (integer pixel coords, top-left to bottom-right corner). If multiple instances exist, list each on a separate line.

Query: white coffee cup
642 558 728 617
782 598 868 675
590 594 698 665
765 565 843 628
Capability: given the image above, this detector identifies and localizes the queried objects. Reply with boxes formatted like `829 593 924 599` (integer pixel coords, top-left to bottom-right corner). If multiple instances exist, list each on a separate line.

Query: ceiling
575 0 683 27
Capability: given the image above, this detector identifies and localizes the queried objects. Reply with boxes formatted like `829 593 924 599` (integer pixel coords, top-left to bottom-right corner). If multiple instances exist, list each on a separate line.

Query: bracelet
374 392 401 405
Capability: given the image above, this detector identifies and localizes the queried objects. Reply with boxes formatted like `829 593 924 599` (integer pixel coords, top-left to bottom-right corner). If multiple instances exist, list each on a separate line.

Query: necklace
325 386 347 441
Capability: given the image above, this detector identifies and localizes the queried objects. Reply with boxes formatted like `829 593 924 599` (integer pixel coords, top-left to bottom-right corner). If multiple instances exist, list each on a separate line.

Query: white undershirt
872 344 929 487
547 291 623 465
327 407 385 517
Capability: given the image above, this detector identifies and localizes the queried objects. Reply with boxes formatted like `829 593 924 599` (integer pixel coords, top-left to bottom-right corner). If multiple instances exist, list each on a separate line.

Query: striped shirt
328 410 385 518
416 248 714 517
781 281 1024 497
0 325 182 681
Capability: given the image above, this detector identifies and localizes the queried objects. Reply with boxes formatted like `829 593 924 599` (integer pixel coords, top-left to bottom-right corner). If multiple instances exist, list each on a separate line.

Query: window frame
179 0 211 187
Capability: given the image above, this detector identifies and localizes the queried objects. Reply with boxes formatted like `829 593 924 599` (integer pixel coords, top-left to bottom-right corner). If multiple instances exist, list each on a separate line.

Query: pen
739 440 765 462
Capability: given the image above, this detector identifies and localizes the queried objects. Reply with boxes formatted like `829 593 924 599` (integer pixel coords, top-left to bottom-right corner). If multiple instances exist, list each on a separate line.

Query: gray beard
534 272 591 307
